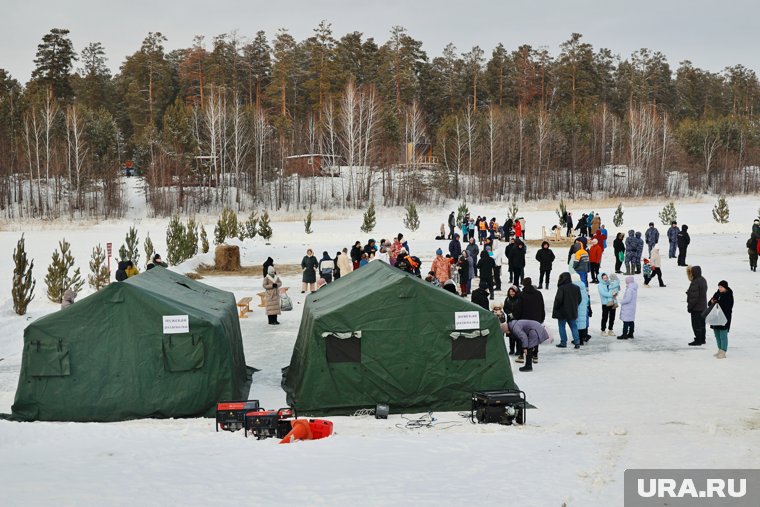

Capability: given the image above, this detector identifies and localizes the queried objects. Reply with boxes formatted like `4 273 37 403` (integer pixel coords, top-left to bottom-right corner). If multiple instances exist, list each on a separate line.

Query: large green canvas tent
282 261 517 415
11 267 250 422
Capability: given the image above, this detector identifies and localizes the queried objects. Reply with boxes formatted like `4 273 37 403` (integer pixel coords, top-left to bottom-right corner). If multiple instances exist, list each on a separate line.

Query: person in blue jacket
572 273 590 344
598 272 620 336
666 221 679 259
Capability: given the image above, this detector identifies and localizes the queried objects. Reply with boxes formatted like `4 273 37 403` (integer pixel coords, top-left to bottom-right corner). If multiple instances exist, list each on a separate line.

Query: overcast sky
2 0 758 82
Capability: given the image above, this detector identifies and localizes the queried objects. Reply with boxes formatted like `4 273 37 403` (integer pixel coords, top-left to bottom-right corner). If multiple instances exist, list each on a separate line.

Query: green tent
282 261 517 415
11 267 250 422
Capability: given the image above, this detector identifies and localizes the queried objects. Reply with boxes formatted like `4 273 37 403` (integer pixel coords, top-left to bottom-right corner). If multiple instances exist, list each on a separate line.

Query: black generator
471 390 526 425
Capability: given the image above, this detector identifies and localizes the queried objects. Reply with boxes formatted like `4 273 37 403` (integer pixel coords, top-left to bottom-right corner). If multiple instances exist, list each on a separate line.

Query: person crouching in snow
505 320 551 372
617 276 638 339
709 280 734 359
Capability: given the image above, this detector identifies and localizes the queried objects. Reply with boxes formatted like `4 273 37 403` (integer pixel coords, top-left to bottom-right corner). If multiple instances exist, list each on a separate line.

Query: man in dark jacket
115 260 128 281
466 238 480 276
565 212 574 237
476 250 496 299
508 240 527 287
677 225 690 266
535 241 555 289
504 236 516 283
448 211 456 239
448 233 462 259
644 222 659 257
667 221 679 259
552 272 582 348
686 265 708 346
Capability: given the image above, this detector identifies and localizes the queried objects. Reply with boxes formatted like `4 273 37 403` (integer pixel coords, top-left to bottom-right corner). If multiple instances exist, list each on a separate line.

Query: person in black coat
477 250 496 299
471 286 490 310
115 260 128 281
565 212 574 237
503 285 522 354
613 233 625 274
552 272 582 348
508 240 527 286
709 280 733 358
448 233 462 259
686 265 708 346
677 225 691 266
535 241 555 289
350 241 363 269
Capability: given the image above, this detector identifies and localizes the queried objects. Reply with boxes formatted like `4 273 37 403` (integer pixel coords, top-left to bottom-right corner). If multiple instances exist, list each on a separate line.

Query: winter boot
519 365 533 372
617 334 628 340
716 350 726 359
515 355 525 363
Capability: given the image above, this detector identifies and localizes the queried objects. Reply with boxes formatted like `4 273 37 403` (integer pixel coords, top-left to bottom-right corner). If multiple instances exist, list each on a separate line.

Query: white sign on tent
454 311 480 330
163 315 190 334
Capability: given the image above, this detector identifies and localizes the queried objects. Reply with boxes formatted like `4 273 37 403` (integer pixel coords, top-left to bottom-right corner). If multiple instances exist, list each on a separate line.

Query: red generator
244 408 295 439
215 400 260 432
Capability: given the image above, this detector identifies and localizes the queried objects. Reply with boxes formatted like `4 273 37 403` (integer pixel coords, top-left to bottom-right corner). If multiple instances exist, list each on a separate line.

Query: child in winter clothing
643 248 666 287
618 276 638 339
642 258 653 285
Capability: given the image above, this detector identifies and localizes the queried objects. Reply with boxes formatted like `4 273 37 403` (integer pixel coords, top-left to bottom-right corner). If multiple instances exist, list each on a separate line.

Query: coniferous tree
258 210 273 240
88 244 110 290
304 208 313 234
712 195 730 223
658 202 677 226
245 211 259 238
166 214 187 265
118 226 140 265
361 202 376 233
143 234 154 268
508 201 519 221
45 238 83 303
556 199 567 226
456 201 469 226
32 28 77 99
12 234 36 315
200 225 209 253
185 218 199 258
214 208 239 244
403 203 420 231
613 204 624 227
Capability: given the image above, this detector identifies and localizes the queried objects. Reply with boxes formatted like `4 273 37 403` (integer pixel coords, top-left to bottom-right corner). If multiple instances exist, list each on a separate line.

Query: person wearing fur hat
667 221 679 259
617 275 638 339
709 280 734 358
431 248 451 283
644 222 660 257
753 219 760 239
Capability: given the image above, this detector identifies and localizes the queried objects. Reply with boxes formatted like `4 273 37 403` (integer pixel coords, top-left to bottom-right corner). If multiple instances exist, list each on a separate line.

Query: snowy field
0 178 758 506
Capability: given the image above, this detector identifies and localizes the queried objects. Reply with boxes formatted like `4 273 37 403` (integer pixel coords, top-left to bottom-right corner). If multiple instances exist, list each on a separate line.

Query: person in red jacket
514 219 523 240
588 238 603 284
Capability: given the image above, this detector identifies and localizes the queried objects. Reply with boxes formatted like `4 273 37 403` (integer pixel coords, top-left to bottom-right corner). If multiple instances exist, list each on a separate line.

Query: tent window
162 334 205 372
325 335 361 363
451 336 486 361
26 339 71 377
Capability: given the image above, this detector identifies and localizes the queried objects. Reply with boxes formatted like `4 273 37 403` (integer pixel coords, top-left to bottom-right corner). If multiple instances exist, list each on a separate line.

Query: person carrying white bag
704 280 734 359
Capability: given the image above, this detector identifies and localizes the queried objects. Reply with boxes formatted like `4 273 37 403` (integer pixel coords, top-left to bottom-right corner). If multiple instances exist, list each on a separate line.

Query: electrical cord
352 408 375 416
395 412 462 430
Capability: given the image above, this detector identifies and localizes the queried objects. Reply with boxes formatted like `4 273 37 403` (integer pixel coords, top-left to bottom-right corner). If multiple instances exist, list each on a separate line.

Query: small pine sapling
88 244 111 290
245 212 258 238
45 238 83 303
712 195 730 223
403 203 420 231
143 234 154 268
258 210 273 240
361 202 376 233
12 234 35 315
118 226 140 265
304 209 313 234
658 202 677 226
166 214 187 265
200 225 209 253
556 198 567 226
613 204 624 227
185 218 199 259
456 201 469 226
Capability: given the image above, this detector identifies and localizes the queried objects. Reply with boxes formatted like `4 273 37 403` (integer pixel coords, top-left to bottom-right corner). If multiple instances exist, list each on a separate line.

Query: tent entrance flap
322 331 361 363
26 339 70 377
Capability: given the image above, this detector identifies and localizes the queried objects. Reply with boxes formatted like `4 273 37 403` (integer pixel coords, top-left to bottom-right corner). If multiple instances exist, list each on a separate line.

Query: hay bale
214 245 241 271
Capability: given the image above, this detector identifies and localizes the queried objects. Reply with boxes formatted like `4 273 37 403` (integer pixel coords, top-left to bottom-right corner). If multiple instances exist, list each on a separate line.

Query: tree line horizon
1 23 759 219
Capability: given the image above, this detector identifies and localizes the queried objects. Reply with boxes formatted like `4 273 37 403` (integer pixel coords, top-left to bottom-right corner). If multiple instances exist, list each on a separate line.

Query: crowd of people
260 208 753 366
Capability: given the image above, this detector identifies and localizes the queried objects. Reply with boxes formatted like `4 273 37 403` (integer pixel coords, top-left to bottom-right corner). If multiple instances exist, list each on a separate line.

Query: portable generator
215 400 260 432
244 408 295 439
471 390 527 425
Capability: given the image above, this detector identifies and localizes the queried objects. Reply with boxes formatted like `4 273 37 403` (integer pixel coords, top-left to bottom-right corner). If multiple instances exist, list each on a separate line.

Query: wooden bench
237 297 253 318
257 287 289 308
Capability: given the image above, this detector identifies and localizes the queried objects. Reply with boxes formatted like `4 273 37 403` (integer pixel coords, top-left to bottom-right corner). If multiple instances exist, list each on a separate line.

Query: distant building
284 154 340 176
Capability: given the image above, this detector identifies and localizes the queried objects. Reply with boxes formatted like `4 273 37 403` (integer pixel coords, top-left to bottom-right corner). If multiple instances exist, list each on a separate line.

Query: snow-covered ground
0 179 758 506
